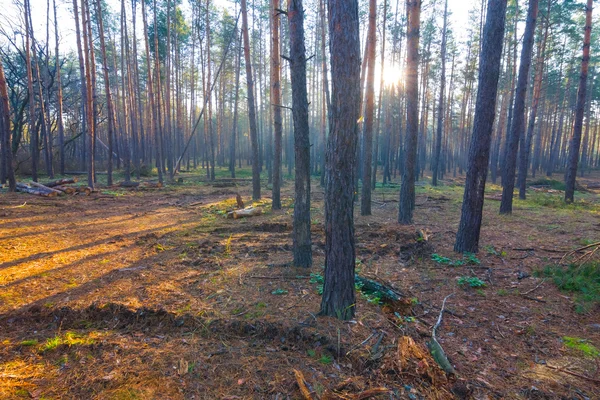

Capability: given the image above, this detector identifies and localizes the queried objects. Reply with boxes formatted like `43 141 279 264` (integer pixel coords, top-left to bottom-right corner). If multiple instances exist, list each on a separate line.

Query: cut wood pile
15 178 92 197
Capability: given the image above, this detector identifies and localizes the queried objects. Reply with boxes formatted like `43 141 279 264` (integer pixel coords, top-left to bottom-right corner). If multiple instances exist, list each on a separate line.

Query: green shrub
540 263 600 313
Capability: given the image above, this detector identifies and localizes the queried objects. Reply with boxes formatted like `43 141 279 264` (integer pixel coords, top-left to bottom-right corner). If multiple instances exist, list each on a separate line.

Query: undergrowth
539 262 600 313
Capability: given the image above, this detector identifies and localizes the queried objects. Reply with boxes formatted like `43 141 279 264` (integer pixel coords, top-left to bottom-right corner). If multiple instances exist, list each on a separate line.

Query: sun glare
380 62 404 87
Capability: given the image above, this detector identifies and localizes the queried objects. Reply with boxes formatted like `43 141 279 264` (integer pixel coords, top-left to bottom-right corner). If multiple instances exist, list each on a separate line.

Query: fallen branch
545 364 600 384
15 183 57 197
29 181 64 196
42 177 77 187
354 275 404 302
428 293 456 375
227 206 263 219
520 278 546 295
293 369 313 400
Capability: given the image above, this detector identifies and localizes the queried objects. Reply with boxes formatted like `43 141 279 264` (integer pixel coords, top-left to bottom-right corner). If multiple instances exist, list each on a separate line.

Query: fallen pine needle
545 364 600 384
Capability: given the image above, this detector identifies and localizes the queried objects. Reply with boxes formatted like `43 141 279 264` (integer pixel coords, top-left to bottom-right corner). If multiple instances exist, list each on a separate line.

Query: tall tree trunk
271 0 283 209
500 0 538 214
95 0 115 186
320 0 361 320
231 30 242 179
287 0 312 268
432 0 448 186
372 0 387 190
398 0 421 224
53 0 65 176
454 0 507 253
360 0 376 215
81 0 95 188
565 0 593 203
0 57 16 191
25 0 38 181
319 0 331 188
241 0 261 200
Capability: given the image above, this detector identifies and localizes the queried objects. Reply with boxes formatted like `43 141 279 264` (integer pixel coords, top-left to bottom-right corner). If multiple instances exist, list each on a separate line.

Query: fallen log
15 185 57 197
354 275 404 302
54 185 76 195
42 178 78 187
120 181 140 188
29 181 64 196
74 186 92 196
227 206 263 219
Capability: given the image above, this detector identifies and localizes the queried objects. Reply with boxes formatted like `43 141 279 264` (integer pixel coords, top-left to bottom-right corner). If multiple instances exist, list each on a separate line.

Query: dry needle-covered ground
1 169 599 399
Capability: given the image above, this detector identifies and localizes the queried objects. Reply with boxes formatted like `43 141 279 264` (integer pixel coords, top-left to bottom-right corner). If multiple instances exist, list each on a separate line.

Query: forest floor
1 168 599 400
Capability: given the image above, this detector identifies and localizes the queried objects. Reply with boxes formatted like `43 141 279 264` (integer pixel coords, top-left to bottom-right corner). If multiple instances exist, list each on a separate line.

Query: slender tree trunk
241 0 261 200
287 0 312 268
81 0 95 188
52 0 65 176
565 0 593 203
500 0 538 214
454 0 507 253
319 0 331 187
231 30 242 179
25 0 38 181
271 0 283 209
432 0 448 186
398 0 421 224
360 0 376 215
0 57 15 191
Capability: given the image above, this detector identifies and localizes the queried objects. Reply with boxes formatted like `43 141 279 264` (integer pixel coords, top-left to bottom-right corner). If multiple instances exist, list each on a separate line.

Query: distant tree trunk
372 0 387 191
206 0 215 181
231 30 242 179
454 0 507 253
0 57 15 191
25 0 38 182
360 0 376 216
319 0 331 188
81 0 95 188
500 0 538 214
95 0 115 186
320 0 361 320
287 0 312 268
565 0 593 203
271 0 283 209
241 0 261 200
153 0 165 180
53 0 65 176
518 1 550 199
432 0 448 186
398 0 421 224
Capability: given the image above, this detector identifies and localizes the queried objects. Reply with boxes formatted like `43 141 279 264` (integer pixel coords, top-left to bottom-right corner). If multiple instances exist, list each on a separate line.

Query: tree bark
454 0 508 253
0 57 15 191
398 0 421 224
564 0 593 203
500 0 538 214
287 0 312 268
271 0 283 209
360 0 376 215
432 0 448 186
241 0 261 200
320 0 361 320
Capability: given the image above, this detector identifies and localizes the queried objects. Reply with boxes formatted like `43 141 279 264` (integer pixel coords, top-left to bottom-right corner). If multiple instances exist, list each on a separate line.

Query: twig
345 332 377 356
545 364 600 384
429 293 457 375
496 324 506 339
521 294 547 303
520 278 546 295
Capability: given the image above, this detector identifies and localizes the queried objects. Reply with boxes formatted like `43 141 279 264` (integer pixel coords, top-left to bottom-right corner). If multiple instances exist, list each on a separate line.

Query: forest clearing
1 169 599 399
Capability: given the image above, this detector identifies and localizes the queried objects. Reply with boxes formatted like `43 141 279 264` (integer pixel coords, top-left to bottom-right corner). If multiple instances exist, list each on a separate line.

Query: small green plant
539 262 600 313
271 288 288 295
318 354 333 365
432 253 480 266
224 234 233 257
20 339 38 346
307 349 316 358
464 252 481 265
457 276 486 288
431 254 454 265
41 336 62 352
563 336 600 358
310 272 324 295
497 289 508 296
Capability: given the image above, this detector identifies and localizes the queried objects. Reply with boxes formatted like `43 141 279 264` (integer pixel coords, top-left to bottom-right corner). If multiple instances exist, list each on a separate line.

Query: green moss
563 336 600 358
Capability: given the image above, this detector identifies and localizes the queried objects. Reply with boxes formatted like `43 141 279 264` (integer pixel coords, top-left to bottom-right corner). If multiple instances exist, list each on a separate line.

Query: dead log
42 178 78 187
29 181 64 196
354 275 404 302
15 184 57 197
119 181 140 188
587 183 600 189
227 206 263 219
53 185 76 195
74 186 92 196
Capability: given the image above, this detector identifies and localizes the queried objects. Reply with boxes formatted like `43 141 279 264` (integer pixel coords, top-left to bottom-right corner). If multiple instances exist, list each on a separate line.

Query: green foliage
20 339 38 346
310 272 324 295
457 276 486 288
354 281 383 305
563 336 600 358
528 178 566 191
40 331 95 352
318 354 333 365
271 289 288 295
540 263 600 313
432 253 480 266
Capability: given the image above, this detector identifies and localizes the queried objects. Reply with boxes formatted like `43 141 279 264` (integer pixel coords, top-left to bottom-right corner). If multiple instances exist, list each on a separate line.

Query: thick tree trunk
271 0 283 209
360 0 376 216
288 0 312 268
320 0 361 320
241 0 261 200
398 0 421 224
500 0 538 214
565 0 593 203
454 0 508 253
